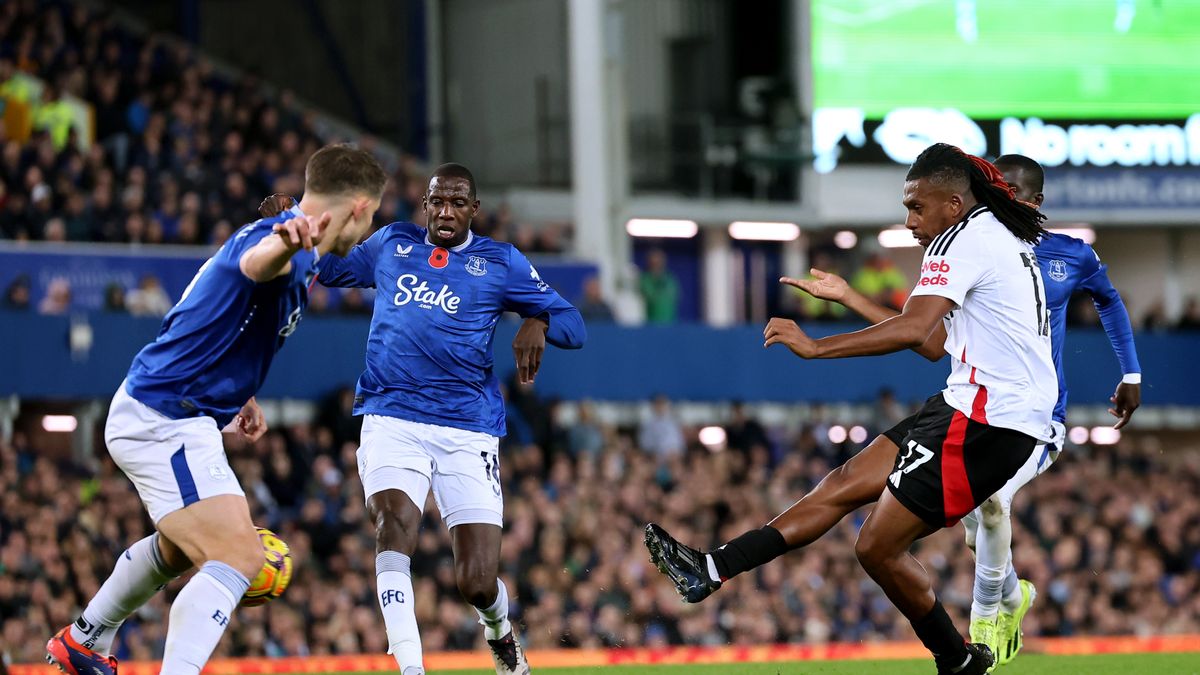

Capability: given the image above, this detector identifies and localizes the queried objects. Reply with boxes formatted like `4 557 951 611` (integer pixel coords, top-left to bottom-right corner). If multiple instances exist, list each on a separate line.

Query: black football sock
912 600 970 669
709 526 788 581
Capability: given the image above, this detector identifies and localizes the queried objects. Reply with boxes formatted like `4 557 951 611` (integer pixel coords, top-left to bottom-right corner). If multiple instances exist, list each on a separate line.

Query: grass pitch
304 652 1200 674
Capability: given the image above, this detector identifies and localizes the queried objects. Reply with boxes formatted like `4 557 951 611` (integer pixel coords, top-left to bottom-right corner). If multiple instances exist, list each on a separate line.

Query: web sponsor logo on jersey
918 259 952 287
1048 259 1068 282
394 273 461 314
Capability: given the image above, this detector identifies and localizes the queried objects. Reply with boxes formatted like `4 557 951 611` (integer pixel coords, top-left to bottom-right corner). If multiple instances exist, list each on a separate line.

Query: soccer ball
240 527 294 607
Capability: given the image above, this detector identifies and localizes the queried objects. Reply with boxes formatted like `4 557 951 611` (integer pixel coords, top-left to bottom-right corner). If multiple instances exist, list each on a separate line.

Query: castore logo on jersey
394 273 461 314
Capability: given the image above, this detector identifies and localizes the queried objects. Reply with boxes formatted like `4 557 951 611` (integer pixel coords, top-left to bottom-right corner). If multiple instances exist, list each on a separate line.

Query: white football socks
70 534 182 656
161 561 248 675
377 551 423 672
474 578 512 641
1000 563 1023 611
971 508 1013 620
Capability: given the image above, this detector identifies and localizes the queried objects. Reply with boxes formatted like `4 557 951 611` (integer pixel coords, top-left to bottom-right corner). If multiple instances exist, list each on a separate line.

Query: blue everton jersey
125 207 319 427
1035 232 1140 423
319 222 586 437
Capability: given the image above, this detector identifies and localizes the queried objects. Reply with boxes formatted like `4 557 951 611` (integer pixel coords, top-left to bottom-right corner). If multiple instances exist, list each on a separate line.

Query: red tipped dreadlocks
951 147 1018 201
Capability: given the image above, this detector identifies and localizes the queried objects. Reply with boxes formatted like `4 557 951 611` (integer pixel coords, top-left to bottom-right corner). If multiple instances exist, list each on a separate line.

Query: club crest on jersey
465 256 488 277
429 247 450 269
1048 259 1068 282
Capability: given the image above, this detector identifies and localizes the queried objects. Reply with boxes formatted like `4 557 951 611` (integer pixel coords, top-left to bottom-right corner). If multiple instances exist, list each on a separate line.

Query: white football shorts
356 414 503 529
105 380 244 524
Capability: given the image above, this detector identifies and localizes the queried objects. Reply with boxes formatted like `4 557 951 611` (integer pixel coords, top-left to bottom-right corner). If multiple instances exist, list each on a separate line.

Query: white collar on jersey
425 229 474 252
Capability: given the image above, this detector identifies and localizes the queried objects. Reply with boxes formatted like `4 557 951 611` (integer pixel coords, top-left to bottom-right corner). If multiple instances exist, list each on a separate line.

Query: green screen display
812 0 1200 119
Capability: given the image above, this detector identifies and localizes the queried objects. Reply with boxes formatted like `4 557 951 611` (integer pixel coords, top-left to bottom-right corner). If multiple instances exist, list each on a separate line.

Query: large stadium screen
810 0 1200 172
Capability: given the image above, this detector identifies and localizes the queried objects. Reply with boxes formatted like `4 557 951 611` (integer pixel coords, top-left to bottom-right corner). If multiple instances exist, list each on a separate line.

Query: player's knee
455 559 498 609
854 530 885 572
980 495 1007 528
373 507 417 553
210 528 264 581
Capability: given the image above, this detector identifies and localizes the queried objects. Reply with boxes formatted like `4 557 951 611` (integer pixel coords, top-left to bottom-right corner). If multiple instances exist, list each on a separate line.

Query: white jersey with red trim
909 205 1056 442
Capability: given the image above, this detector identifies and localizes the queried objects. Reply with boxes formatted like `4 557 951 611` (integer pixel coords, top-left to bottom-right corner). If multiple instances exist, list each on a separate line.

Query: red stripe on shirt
968 367 988 424
941 410 975 526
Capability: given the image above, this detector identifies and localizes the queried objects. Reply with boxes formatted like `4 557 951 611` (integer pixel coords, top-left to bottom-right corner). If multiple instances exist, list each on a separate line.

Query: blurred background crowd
3 388 1198 661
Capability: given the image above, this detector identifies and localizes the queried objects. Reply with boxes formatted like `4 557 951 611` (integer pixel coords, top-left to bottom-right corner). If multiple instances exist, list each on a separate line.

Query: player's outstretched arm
1080 258 1142 428
781 270 947 361
764 295 953 360
240 213 329 282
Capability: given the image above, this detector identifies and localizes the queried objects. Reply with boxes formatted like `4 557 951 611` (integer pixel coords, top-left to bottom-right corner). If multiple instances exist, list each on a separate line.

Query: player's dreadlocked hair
906 143 1046 245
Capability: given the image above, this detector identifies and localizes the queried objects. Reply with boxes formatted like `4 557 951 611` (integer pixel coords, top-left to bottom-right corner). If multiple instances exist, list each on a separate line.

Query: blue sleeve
503 248 587 349
1079 247 1141 375
219 222 279 282
319 226 384 288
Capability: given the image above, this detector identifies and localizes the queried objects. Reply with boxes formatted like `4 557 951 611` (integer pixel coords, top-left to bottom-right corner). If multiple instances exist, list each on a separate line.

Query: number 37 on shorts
889 440 934 488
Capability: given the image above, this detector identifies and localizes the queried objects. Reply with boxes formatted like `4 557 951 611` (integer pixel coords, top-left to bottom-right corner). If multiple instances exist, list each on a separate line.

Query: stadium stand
2 393 1198 661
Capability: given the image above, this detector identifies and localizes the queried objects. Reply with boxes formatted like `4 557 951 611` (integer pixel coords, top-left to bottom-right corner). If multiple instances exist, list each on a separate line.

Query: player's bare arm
513 318 548 385
238 213 329 282
782 269 947 361
765 294 953 359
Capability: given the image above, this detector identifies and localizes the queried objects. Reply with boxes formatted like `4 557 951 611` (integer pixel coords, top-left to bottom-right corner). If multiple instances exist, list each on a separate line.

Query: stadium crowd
2 388 1198 663
0 0 566 254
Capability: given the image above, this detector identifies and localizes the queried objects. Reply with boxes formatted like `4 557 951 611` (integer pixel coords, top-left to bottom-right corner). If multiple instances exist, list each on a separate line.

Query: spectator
577 276 615 323
639 250 680 324
567 401 605 457
638 394 686 460
3 273 31 310
850 252 908 311
103 282 126 313
338 288 372 316
1178 297 1200 331
871 387 909 433
725 400 770 456
787 252 847 322
37 276 70 314
125 273 172 317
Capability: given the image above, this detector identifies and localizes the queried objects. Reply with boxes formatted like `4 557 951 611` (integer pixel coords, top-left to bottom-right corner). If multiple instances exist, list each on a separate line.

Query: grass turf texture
811 0 1200 118
284 652 1200 674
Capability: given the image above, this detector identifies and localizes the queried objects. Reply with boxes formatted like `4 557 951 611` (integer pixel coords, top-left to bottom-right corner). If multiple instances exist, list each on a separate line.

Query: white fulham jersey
910 205 1057 442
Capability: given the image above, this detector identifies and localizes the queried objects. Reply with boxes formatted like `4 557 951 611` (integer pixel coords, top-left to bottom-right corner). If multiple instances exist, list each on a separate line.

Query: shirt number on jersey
889 440 935 488
1020 252 1050 337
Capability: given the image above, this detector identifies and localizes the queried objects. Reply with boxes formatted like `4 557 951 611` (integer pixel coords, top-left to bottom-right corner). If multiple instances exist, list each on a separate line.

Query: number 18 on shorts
355 415 505 529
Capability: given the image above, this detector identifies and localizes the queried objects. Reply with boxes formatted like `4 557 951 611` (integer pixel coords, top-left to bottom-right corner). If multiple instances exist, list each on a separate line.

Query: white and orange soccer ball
240 527 294 607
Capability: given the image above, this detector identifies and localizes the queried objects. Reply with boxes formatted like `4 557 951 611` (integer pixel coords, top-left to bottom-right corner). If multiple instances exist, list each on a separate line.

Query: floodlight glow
1048 227 1095 244
43 415 78 432
728 221 800 241
878 227 919 248
699 426 727 450
849 425 868 443
625 218 698 238
834 230 858 249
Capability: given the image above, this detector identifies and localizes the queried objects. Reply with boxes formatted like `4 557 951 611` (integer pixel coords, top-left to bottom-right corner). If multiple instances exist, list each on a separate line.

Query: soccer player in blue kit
646 152 1140 673
45 144 389 675
960 154 1141 663
282 163 585 675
